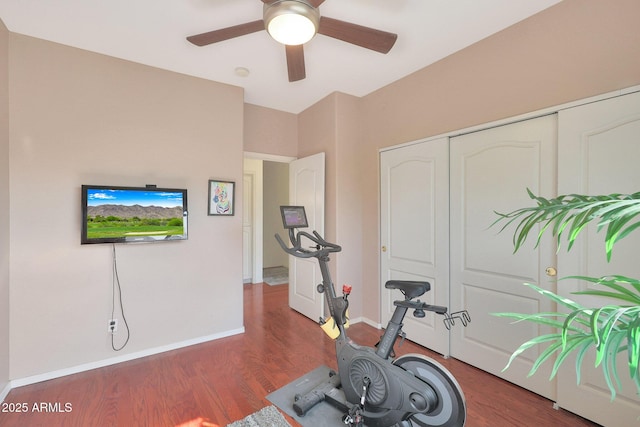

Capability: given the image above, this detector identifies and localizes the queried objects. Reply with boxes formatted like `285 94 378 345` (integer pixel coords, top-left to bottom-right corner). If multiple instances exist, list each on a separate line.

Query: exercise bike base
267 362 465 427
267 365 355 427
293 369 347 416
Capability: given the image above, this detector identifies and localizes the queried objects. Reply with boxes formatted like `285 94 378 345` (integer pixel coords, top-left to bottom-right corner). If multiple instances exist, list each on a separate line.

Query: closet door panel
380 138 449 355
450 115 557 399
556 90 640 427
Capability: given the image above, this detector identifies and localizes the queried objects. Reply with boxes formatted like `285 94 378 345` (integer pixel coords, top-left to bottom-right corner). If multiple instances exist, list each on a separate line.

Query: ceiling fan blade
318 16 397 54
187 20 264 46
285 44 306 82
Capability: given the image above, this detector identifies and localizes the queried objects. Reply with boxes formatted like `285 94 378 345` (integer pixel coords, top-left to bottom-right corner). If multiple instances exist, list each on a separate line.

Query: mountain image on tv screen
84 187 187 242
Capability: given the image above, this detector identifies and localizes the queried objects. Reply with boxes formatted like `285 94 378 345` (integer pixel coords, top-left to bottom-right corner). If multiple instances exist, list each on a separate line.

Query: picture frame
208 180 235 216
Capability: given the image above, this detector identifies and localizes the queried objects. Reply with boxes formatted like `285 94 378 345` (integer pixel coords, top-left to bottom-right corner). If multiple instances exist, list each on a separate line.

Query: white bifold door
555 91 640 427
380 137 450 356
449 115 558 400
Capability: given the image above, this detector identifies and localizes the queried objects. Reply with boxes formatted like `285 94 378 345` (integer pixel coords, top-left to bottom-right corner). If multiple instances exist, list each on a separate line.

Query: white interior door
449 115 557 399
380 138 449 356
556 91 640 427
288 152 325 320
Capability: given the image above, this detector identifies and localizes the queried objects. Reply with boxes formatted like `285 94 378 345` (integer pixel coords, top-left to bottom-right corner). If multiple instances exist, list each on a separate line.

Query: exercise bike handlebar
275 229 342 259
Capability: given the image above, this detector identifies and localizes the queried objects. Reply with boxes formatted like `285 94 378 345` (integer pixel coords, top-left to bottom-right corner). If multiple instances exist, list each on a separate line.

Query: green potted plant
492 189 640 398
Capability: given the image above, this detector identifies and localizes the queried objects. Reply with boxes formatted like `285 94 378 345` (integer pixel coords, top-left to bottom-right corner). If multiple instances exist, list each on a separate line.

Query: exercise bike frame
278 229 447 358
276 228 467 427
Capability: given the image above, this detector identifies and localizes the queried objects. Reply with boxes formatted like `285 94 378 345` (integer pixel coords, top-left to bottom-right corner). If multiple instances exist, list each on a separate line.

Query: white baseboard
0 381 11 403
360 317 382 329
10 327 245 389
349 316 382 329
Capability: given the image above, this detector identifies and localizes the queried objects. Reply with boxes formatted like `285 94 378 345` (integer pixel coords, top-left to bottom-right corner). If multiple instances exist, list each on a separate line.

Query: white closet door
380 138 449 356
556 91 640 427
450 115 557 399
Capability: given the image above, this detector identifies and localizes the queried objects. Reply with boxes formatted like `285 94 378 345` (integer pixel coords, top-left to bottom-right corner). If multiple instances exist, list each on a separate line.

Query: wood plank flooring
0 283 600 427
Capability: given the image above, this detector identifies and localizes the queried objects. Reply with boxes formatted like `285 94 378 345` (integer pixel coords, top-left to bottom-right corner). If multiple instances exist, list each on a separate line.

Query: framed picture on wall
208 180 235 216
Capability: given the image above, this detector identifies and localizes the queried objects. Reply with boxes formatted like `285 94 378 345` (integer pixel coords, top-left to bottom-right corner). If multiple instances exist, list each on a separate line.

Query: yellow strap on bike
320 311 349 339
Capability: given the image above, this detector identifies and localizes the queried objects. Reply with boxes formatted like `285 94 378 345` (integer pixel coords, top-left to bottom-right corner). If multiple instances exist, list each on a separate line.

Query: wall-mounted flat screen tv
81 185 188 244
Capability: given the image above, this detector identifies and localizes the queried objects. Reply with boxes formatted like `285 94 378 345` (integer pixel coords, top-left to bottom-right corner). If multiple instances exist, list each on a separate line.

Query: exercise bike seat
385 280 430 299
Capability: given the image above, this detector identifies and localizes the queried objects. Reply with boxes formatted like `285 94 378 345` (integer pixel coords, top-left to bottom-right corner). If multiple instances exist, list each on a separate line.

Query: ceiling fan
186 0 398 82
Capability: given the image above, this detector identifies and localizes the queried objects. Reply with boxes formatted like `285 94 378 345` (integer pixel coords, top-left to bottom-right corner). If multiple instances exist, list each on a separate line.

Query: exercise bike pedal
341 414 363 427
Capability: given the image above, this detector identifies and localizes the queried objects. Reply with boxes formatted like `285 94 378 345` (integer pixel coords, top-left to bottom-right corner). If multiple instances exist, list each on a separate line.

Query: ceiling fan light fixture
264 0 320 46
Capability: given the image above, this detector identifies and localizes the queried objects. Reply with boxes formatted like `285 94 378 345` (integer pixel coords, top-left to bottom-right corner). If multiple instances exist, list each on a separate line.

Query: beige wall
364 0 640 146
8 34 245 380
296 92 366 318
0 19 10 396
244 103 298 157
298 94 338 284
332 93 365 319
351 0 640 321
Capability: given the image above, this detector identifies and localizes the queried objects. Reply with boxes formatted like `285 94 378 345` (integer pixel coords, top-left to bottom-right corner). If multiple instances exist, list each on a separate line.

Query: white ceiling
0 0 560 114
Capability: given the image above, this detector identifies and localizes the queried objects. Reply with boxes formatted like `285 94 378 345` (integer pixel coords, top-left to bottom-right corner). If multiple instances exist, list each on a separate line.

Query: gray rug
263 266 288 286
226 405 291 427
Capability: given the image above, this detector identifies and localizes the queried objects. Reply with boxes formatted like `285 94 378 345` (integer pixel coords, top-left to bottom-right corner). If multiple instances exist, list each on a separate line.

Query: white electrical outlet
108 319 118 333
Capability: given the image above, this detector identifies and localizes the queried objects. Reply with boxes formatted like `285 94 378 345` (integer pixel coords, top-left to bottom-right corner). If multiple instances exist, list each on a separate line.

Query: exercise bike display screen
280 205 308 229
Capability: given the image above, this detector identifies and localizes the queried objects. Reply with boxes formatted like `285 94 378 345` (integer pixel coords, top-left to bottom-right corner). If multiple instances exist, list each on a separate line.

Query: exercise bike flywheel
349 357 388 405
393 354 466 427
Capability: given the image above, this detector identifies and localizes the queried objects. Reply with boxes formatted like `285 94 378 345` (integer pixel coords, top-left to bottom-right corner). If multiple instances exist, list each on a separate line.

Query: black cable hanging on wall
111 244 131 351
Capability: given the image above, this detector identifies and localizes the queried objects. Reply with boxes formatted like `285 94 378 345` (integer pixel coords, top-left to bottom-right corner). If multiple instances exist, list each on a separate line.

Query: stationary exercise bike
275 206 467 427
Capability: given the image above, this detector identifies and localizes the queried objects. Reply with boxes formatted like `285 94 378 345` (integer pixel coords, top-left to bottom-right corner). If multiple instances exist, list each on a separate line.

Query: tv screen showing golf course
81 185 188 244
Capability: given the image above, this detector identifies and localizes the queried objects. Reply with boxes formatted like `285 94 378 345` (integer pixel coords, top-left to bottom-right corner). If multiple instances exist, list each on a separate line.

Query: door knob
545 267 557 277
381 246 387 252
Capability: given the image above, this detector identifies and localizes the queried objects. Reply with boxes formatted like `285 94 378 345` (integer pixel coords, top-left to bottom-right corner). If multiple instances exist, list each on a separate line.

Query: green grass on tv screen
86 216 184 239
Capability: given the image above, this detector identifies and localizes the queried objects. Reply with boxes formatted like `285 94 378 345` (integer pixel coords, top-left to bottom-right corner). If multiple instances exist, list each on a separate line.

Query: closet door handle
545 267 557 277
381 246 387 252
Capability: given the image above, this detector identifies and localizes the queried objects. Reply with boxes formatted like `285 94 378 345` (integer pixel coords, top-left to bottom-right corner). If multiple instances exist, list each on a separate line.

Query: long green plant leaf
574 339 592 387
602 330 625 400
492 190 640 260
551 335 594 380
521 282 586 312
492 311 585 331
562 308 591 347
493 279 640 398
529 339 566 377
628 315 640 379
500 333 564 372
568 275 640 300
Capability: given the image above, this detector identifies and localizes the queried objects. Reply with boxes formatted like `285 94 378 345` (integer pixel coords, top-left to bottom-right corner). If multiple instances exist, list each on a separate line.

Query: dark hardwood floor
0 283 599 427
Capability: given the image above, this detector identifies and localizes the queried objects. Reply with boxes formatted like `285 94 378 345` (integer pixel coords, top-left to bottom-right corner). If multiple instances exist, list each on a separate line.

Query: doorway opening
243 153 294 286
